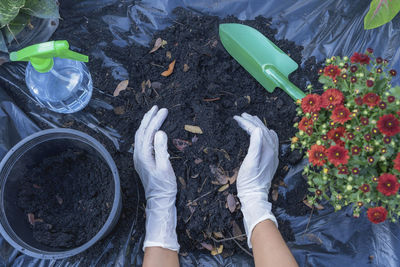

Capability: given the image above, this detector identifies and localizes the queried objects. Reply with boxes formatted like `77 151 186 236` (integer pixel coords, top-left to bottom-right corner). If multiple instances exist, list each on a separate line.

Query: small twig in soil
198 177 208 193
203 97 221 102
150 62 164 68
173 20 185 26
279 140 291 144
211 234 246 243
229 234 253 258
6 24 19 45
303 205 315 236
186 189 216 206
153 88 160 98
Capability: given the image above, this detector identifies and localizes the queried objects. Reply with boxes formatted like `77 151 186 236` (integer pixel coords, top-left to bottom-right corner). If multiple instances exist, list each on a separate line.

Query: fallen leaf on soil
161 59 176 77
178 177 187 189
218 184 229 192
232 221 245 241
186 229 192 239
173 139 191 151
151 81 162 90
184 125 203 134
166 51 172 59
227 193 236 213
272 189 279 202
191 173 199 178
33 184 41 189
149 37 167 53
201 242 213 251
56 195 63 205
279 180 288 187
194 158 203 164
228 168 239 184
213 232 224 238
28 213 35 225
314 203 325 210
188 205 195 214
210 165 228 184
244 95 251 103
211 245 223 256
114 106 125 115
183 63 190 72
113 80 129 96
141 80 152 93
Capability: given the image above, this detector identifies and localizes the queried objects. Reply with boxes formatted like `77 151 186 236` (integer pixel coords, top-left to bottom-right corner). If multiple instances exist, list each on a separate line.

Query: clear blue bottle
10 40 93 114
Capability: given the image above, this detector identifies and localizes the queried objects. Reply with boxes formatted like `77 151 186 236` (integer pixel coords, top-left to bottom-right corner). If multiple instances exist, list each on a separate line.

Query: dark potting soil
17 148 114 248
6 4 322 259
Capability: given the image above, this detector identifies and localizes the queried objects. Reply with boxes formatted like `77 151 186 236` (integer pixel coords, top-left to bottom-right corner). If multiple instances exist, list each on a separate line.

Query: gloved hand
134 105 180 251
234 113 279 248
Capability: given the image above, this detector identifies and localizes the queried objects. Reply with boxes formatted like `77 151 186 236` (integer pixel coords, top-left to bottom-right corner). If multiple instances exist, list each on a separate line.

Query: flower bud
316 140 322 145
335 205 342 210
290 144 295 150
363 110 368 115
396 100 400 105
294 122 299 127
322 124 327 129
299 131 304 136
306 113 311 118
392 218 397 223
343 56 349 61
326 59 332 64
307 84 313 89
348 176 353 182
297 110 302 115
346 185 353 191
321 129 327 134
385 92 390 96
346 125 351 129
371 120 376 124
323 85 328 90
380 156 386 161
391 141 395 146
359 73 364 78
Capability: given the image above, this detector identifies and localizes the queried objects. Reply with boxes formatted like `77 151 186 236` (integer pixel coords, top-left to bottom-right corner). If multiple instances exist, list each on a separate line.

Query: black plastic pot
0 128 122 259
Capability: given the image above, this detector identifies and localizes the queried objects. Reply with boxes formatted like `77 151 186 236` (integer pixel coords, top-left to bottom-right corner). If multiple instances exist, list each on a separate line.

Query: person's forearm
143 247 179 267
251 219 298 267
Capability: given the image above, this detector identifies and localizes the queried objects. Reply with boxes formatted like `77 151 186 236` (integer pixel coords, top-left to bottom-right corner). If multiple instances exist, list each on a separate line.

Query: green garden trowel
219 23 306 100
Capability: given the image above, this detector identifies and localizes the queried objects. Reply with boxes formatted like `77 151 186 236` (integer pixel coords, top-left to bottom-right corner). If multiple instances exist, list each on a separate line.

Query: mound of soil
7 5 322 259
17 148 114 248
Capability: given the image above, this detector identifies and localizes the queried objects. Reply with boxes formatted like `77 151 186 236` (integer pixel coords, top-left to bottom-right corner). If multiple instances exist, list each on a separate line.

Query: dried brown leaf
178 177 186 189
194 158 203 164
213 232 224 238
210 165 228 185
161 59 176 77
201 242 213 251
304 233 323 245
203 97 220 102
183 63 190 72
272 189 279 202
232 221 245 241
228 168 239 185
33 184 41 189
227 194 236 213
173 139 191 152
211 245 223 256
218 184 229 192
303 199 313 209
166 51 172 59
315 203 325 210
191 173 199 179
149 38 167 53
244 95 251 103
114 106 125 115
28 213 35 225
184 125 203 134
279 180 288 188
113 80 129 96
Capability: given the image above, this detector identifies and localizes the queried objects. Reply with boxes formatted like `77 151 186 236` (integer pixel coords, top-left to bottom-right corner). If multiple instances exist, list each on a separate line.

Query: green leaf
20 0 59 19
390 85 400 98
3 12 30 43
0 0 25 27
318 75 331 85
364 0 400 30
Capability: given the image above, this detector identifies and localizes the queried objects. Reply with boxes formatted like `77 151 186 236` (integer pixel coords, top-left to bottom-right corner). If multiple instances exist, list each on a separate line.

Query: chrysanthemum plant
291 48 400 224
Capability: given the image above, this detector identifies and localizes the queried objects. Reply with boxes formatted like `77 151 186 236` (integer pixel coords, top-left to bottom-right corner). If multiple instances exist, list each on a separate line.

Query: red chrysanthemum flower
331 105 351 124
315 189 322 196
376 57 383 64
363 93 381 107
388 96 395 103
366 80 374 87
397 111 400 117
327 127 346 146
324 65 341 79
321 88 344 108
390 69 397 76
347 132 355 140
301 94 322 113
327 145 349 166
350 76 357 83
360 184 370 193
394 153 400 172
377 174 400 196
308 145 327 167
383 136 391 144
352 168 360 175
367 207 387 224
360 117 369 125
367 48 374 53
351 52 370 65
298 117 313 131
306 128 313 136
377 114 400 136
352 146 361 155
372 128 379 135
354 97 363 106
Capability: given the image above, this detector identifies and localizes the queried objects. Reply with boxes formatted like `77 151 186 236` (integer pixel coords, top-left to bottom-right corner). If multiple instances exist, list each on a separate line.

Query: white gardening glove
234 113 279 248
134 105 180 252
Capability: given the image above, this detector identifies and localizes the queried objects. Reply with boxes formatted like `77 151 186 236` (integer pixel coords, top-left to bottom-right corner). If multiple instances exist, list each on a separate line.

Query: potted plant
292 48 400 223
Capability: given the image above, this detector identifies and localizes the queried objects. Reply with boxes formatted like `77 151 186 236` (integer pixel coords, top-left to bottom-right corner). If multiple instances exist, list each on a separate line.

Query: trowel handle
264 65 306 100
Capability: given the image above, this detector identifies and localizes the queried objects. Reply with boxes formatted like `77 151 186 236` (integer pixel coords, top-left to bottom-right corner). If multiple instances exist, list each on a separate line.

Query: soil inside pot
5 5 322 260
17 148 114 249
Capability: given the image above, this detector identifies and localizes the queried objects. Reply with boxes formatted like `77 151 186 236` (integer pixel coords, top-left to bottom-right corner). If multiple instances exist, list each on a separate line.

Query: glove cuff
239 193 277 248
143 200 180 252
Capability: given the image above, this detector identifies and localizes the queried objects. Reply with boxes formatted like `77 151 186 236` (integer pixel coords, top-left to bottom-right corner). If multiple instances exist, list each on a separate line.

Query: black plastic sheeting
0 0 400 266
